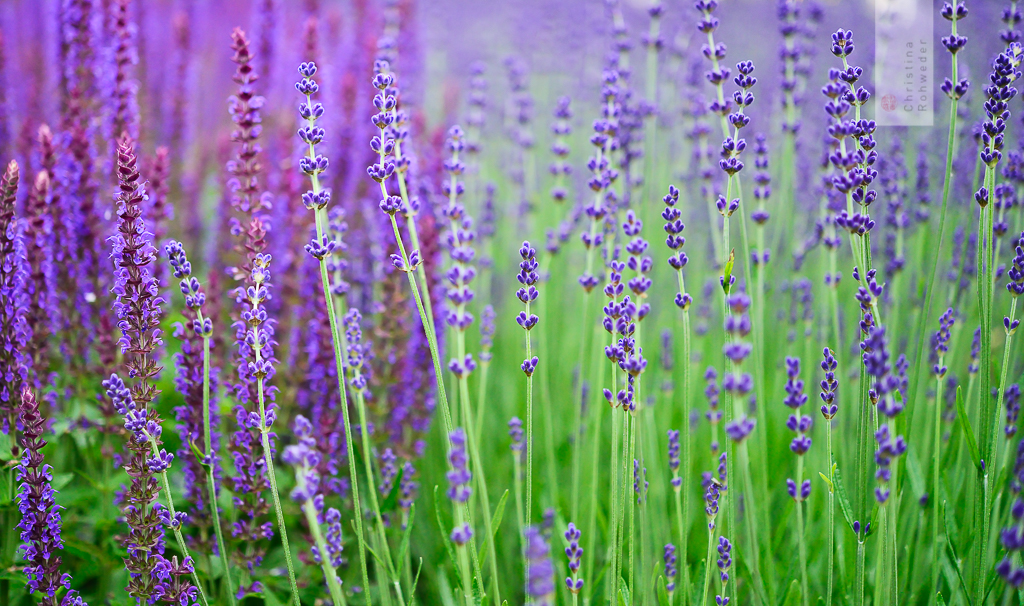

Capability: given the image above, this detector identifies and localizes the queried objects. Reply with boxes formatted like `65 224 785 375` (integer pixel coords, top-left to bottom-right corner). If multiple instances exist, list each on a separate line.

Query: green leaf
955 385 983 472
478 490 509 564
943 501 973 606
433 485 463 589
905 450 925 500
937 592 946 606
618 577 632 606
656 576 670 606
381 465 406 512
409 557 424 606
352 520 386 569
831 458 858 535
819 467 834 493
0 430 11 461
782 580 802 606
397 502 417 575
52 472 74 492
721 249 736 294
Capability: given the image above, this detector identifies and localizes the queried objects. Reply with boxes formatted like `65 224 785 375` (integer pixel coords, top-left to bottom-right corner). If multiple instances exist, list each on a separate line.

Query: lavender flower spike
525 526 556 606
0 159 29 432
16 387 87 606
281 415 345 603
564 522 584 594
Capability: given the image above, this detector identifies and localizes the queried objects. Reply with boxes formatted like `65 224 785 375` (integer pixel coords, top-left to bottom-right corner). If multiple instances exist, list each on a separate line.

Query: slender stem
826 419 835 606
932 370 945 603
255 378 301 606
525 300 535 532
796 456 809 606
700 521 717 606
199 325 235 606
146 437 209 606
297 473 348 606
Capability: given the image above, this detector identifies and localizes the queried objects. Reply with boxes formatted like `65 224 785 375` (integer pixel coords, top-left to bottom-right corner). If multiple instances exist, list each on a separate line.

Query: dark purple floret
563 522 583 594
820 347 838 419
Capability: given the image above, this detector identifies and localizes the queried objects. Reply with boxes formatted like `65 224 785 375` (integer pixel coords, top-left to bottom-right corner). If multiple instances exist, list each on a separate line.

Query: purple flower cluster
723 292 755 442
997 439 1024 585
447 428 473 545
932 308 955 377
705 366 722 453
784 357 812 501
668 429 682 490
516 241 540 376
104 373 196 604
819 347 838 419
577 69 620 293
16 387 86 606
563 522 583 594
549 96 572 203
524 526 555 606
0 160 28 431
282 415 344 569
664 543 677 595
824 29 878 237
662 185 692 310
862 326 906 503
703 453 727 530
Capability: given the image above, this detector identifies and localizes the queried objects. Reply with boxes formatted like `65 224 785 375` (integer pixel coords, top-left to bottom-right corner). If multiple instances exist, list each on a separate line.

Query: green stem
255 377 301 606
199 326 235 606
296 468 348 606
146 437 209 606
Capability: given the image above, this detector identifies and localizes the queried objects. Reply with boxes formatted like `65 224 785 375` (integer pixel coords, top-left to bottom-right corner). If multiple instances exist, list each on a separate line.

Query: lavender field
1 0 1023 605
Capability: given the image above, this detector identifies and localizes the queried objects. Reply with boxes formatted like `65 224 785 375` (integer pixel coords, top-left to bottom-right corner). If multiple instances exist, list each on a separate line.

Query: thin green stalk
570 291 594 525
199 322 235 606
146 438 209 606
608 369 622 605
525 298 535 533
254 377 301 606
826 417 835 606
295 467 348 606
796 456 809 606
700 517 718 606
932 371 945 603
994 299 1019 479
856 538 866 606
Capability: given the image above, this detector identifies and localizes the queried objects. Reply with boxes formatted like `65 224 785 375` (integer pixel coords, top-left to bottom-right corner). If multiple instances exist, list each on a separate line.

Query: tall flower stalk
282 415 346 606
819 347 839 606
973 44 1022 606
165 241 235 605
515 241 540 541
295 61 374 601
15 387 87 606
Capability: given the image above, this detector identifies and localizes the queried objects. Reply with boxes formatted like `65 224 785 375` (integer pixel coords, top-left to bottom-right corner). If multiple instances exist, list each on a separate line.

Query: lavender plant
1 3 1024 606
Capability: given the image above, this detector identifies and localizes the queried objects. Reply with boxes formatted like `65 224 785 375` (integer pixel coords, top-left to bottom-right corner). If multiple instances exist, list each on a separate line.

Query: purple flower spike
525 526 555 606
820 347 839 419
16 387 87 606
563 522 584 594
0 160 28 431
664 543 678 594
447 428 472 504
